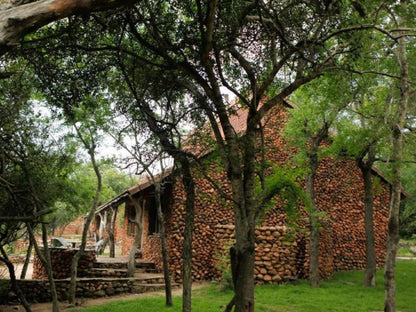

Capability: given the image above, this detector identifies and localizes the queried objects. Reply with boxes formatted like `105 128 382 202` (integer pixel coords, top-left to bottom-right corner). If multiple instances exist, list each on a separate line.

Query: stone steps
86 257 158 278
84 268 128 278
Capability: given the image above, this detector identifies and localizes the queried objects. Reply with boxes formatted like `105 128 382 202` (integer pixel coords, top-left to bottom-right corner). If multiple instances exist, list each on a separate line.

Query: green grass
72 260 416 312
397 238 416 257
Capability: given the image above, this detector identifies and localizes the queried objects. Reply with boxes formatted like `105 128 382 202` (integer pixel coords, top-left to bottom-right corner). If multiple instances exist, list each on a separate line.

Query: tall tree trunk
103 208 116 258
305 123 328 288
127 196 143 277
181 159 195 312
154 180 173 306
27 222 59 312
233 227 255 312
384 29 409 312
232 123 257 312
41 223 59 311
0 245 32 312
306 156 320 287
20 238 33 279
68 149 101 305
357 144 377 288
109 207 117 257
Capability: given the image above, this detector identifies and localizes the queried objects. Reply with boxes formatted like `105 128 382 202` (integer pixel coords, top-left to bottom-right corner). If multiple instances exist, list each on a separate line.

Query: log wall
32 248 96 279
136 103 391 283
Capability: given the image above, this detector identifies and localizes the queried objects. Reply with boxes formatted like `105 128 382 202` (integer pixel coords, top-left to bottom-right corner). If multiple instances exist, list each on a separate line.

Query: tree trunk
103 208 116 258
127 196 143 277
69 149 102 305
305 124 328 288
154 180 173 306
357 151 376 288
98 211 106 241
20 238 33 279
181 160 195 312
306 165 320 287
109 207 117 258
384 29 409 312
27 222 59 312
0 245 32 312
41 223 59 311
233 231 255 312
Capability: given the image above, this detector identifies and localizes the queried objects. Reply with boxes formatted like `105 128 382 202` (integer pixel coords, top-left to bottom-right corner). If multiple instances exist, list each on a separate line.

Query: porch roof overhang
95 167 174 214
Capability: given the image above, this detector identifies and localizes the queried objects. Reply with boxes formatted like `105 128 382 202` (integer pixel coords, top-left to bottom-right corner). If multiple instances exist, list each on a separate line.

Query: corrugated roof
96 167 173 213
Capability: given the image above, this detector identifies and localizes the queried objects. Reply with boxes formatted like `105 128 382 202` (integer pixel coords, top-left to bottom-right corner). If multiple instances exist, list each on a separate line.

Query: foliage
0 58 75 247
215 240 234 291
255 165 309 227
50 162 135 228
399 163 416 238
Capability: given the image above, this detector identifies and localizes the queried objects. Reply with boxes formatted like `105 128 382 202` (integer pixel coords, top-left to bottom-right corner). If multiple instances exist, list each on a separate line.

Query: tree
22 31 113 304
15 1 414 310
62 2 381 310
334 80 391 288
110 63 196 311
109 112 174 305
285 73 351 287
0 58 74 312
384 10 410 312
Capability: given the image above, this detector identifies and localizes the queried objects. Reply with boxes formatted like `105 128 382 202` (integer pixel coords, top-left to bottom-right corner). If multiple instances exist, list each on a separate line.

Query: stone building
95 100 393 284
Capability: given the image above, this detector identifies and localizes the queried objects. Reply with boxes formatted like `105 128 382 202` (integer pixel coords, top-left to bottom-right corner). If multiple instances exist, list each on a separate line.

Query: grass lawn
72 260 415 312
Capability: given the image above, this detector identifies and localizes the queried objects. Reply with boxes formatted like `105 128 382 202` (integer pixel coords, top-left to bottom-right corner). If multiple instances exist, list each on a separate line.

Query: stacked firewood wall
32 248 96 279
145 103 391 284
214 225 300 284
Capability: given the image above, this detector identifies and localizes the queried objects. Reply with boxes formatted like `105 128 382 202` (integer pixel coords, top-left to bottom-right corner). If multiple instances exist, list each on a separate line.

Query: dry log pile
142 234 163 271
141 103 391 283
32 248 95 279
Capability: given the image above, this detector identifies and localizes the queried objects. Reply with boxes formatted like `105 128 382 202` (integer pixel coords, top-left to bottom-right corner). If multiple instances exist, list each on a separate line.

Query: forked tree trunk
20 238 33 279
0 245 32 312
27 222 59 312
127 196 143 277
154 180 173 306
384 28 409 312
40 223 59 310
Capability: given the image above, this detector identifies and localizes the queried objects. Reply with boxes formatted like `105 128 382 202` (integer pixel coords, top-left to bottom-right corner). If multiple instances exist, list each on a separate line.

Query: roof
96 167 173 214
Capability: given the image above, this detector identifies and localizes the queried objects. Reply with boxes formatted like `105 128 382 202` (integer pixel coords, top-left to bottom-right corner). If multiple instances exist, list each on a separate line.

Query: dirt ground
0 282 210 312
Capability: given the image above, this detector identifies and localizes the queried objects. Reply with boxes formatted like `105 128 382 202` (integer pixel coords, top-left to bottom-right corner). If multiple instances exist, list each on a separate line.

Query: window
127 204 137 237
148 198 161 235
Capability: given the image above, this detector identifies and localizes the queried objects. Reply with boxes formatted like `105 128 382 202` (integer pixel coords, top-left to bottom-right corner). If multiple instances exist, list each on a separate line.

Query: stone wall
0 276 166 304
155 103 391 284
214 225 299 284
32 248 96 279
108 103 392 285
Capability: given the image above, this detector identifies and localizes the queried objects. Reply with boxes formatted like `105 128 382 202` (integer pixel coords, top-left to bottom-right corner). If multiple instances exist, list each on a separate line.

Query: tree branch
0 0 136 52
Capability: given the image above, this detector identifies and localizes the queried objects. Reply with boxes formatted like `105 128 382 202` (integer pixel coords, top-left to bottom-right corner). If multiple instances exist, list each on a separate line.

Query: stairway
84 257 157 278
